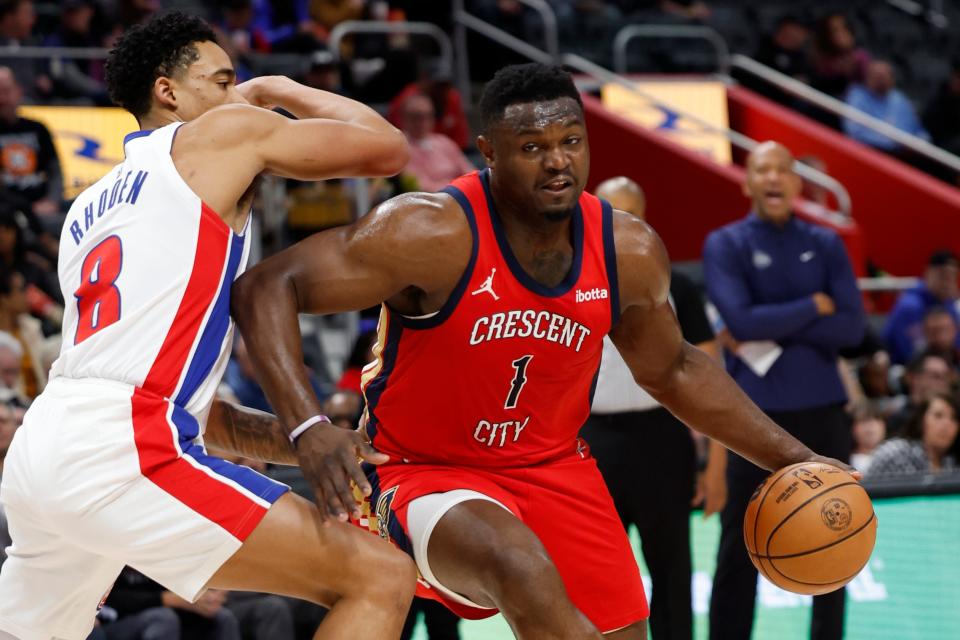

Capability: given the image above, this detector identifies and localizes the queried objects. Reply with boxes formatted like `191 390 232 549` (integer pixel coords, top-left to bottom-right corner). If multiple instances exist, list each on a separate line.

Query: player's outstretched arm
173 77 408 218
234 75 409 180
204 399 297 466
608 211 846 474
231 192 469 520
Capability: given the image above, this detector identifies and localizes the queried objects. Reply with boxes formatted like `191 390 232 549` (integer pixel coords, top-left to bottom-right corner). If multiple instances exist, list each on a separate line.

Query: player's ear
153 76 177 111
477 134 495 168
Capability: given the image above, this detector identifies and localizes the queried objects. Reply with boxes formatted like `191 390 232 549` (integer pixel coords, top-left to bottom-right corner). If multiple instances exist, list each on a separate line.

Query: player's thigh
207 491 415 605
425 498 560 609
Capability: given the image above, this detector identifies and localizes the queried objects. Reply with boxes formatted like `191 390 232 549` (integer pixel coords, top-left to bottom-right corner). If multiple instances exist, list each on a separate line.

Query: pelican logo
821 498 852 532
792 468 823 490
375 486 399 542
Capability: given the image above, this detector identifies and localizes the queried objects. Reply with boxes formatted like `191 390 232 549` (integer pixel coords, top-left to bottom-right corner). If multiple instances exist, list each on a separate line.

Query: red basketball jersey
362 169 620 468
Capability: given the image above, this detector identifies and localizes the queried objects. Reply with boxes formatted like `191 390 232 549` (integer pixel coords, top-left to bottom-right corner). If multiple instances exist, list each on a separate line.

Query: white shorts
0 377 288 640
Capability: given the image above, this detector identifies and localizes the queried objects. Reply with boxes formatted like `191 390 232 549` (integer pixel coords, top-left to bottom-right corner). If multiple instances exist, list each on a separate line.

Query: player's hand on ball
804 454 862 481
294 422 389 523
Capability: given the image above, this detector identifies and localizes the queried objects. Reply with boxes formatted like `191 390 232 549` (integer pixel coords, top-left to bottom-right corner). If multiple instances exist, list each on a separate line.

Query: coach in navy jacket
702 142 865 640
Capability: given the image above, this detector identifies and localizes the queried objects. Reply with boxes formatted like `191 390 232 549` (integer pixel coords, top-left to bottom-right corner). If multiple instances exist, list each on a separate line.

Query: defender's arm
204 399 296 466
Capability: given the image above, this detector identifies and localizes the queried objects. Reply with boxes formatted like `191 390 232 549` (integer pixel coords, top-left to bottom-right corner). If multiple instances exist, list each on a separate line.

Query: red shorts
353 450 649 633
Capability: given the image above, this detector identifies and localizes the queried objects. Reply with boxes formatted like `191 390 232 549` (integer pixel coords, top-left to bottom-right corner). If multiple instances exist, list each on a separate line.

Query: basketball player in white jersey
0 12 415 640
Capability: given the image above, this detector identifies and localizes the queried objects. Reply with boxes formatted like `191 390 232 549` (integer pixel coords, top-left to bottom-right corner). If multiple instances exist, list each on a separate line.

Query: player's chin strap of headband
288 415 332 448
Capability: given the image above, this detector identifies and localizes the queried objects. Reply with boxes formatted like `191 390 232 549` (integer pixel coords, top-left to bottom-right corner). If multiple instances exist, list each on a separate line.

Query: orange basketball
743 462 877 596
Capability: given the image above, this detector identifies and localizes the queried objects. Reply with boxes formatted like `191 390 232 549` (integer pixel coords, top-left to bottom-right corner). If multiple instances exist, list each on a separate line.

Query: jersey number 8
74 235 123 344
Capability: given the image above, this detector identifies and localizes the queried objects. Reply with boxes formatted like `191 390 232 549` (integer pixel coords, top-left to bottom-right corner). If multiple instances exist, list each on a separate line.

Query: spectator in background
0 66 65 228
0 266 55 399
101 567 240 640
756 15 811 81
389 59 470 150
922 306 960 367
867 393 958 477
886 351 953 437
849 403 886 473
301 49 343 94
703 141 865 640
0 0 51 102
857 350 905 418
923 60 960 158
582 176 724 640
0 206 60 305
882 249 960 364
218 0 272 55
42 0 110 105
843 60 930 156
746 15 812 108
399 93 475 192
811 12 870 113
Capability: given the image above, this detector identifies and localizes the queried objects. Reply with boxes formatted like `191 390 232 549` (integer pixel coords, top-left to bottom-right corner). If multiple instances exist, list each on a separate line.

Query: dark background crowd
0 1 958 639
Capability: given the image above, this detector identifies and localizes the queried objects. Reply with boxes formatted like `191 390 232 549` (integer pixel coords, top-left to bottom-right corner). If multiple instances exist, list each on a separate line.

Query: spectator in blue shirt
843 60 929 153
703 141 866 640
882 249 960 364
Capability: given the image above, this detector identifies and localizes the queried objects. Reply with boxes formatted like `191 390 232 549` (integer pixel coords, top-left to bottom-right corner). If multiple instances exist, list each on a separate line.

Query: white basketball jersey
50 122 250 419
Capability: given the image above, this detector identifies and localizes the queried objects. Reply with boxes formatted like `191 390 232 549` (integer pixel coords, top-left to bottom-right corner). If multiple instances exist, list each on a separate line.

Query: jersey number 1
504 355 533 409
74 235 123 344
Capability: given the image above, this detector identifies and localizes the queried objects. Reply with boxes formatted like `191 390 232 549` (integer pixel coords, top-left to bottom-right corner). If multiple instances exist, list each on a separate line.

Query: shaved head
746 141 794 169
595 176 646 220
744 141 800 225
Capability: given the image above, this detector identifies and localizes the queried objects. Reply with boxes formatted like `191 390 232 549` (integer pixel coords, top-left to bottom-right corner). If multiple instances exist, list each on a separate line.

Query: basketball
743 462 877 596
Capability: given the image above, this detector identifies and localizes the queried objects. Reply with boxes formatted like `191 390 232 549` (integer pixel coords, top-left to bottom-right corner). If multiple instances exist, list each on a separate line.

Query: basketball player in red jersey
233 64 853 639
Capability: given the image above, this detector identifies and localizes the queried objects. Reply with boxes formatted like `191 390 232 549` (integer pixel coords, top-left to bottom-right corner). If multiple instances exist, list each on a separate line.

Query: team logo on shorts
375 486 399 542
820 498 852 532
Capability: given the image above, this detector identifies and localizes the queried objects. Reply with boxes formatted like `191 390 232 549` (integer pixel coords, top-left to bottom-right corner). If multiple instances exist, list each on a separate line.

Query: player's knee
346 538 417 602
378 546 418 600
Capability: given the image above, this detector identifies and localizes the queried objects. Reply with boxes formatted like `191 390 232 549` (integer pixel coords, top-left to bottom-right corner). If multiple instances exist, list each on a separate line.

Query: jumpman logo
471 268 500 301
